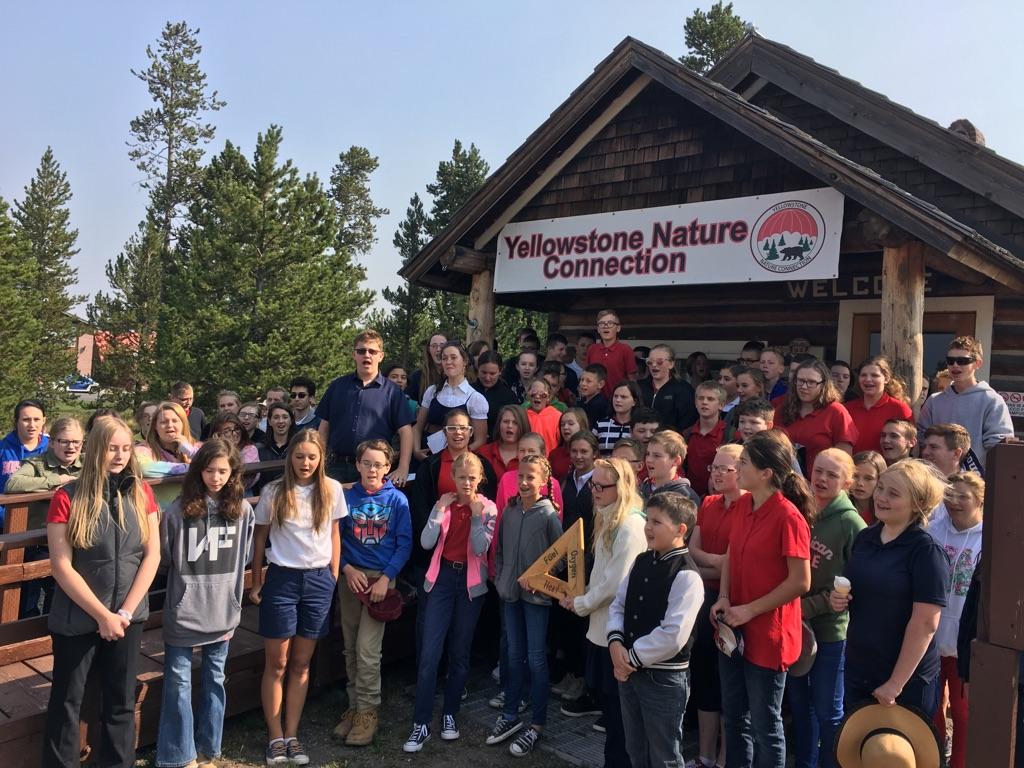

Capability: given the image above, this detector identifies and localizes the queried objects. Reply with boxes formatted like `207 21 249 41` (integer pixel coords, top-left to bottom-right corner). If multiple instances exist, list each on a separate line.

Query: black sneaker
265 739 288 765
285 738 309 765
560 691 601 717
440 714 460 741
485 715 523 745
509 727 540 757
403 723 431 753
592 715 607 733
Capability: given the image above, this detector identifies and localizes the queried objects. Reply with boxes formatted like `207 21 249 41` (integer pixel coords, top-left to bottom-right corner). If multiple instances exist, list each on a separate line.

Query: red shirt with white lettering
586 341 637 398
726 491 810 671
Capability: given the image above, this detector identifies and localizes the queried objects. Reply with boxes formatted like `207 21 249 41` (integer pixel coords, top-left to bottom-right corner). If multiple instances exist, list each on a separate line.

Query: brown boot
331 708 356 741
345 709 379 747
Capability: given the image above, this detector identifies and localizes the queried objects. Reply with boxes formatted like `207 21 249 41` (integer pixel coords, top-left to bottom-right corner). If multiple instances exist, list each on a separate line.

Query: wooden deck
0 462 415 766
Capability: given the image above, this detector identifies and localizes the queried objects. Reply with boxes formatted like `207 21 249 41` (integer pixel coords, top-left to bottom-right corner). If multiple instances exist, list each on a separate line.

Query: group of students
0 314 1016 768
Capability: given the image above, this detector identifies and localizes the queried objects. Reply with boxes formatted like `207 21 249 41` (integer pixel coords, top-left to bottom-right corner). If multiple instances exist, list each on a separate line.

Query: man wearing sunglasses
289 376 320 431
918 335 1016 471
317 330 414 486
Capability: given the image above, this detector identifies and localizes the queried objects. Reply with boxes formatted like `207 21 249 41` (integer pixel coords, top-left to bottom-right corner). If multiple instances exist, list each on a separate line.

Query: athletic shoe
403 723 431 753
560 676 586 701
560 691 601 717
489 690 506 709
491 664 501 683
265 740 287 765
550 672 576 696
592 715 606 733
485 715 523 745
440 714 460 741
509 727 540 757
284 738 309 765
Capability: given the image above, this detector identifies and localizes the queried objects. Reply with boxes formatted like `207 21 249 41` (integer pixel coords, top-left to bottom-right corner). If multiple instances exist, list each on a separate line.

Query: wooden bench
0 464 416 766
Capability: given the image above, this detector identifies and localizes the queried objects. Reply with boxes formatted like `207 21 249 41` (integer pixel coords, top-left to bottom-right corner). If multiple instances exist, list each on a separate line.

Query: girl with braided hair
487 454 562 757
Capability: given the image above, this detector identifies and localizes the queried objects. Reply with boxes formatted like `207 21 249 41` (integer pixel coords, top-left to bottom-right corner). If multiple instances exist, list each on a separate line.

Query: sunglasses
945 356 974 367
354 347 381 357
289 392 309 399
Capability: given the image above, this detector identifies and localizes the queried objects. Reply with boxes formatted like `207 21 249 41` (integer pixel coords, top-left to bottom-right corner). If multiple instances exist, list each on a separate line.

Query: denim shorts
258 563 336 639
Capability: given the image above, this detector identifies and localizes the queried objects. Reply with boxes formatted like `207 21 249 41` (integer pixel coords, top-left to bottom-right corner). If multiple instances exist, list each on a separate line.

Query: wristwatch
117 609 132 622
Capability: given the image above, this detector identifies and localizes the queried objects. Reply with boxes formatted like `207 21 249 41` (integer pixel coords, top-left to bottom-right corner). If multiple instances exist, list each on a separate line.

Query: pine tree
378 194 433 366
87 216 164 406
13 147 82 386
0 198 43 415
680 2 748 74
330 146 389 257
158 126 372 399
128 21 225 253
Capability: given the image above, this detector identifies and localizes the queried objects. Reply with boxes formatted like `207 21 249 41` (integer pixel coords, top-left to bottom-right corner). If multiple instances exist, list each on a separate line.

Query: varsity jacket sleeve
384 492 413 579
574 520 646 617
625 570 705 669
606 564 630 645
469 499 497 556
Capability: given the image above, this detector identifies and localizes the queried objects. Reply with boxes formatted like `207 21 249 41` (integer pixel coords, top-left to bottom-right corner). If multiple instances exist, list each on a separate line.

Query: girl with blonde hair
43 416 161 767
135 401 201 507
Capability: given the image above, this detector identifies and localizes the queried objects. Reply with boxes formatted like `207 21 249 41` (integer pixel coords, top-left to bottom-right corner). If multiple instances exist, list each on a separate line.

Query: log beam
881 241 925 398
466 269 495 346
440 245 493 275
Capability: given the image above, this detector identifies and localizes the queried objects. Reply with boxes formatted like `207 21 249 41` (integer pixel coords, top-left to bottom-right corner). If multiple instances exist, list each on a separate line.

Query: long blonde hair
68 417 151 549
145 401 194 462
592 457 642 551
269 429 334 533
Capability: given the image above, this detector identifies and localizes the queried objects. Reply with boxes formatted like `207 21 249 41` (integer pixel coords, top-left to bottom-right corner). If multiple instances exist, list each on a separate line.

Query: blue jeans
719 653 787 768
156 641 230 767
413 562 485 723
785 639 845 768
619 667 690 768
504 600 550 726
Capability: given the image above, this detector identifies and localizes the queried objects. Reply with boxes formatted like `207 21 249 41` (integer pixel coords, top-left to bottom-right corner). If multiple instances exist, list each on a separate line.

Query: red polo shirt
696 492 744 592
726 491 810 671
586 340 637 397
437 450 457 498
686 419 726 496
549 443 571 482
844 394 914 454
478 442 518 479
441 502 472 562
776 402 858 473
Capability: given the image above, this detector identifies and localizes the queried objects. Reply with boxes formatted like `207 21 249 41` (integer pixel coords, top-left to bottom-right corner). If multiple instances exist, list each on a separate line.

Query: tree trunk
881 241 925 408
467 269 495 346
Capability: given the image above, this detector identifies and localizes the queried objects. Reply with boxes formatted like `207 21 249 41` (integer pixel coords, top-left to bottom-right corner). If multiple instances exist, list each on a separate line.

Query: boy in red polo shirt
685 382 727 497
585 309 636 398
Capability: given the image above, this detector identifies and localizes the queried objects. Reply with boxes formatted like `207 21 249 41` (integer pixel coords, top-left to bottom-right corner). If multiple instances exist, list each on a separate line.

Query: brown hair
742 430 816 526
647 429 687 461
269 429 334 533
780 360 841 425
516 454 560 515
492 404 530 444
559 408 590 446
948 335 983 359
356 438 394 464
180 439 246 521
923 423 971 454
856 355 909 403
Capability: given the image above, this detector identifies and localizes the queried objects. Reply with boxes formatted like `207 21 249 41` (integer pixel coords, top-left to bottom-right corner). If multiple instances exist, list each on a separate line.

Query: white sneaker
403 723 431 753
440 714 460 741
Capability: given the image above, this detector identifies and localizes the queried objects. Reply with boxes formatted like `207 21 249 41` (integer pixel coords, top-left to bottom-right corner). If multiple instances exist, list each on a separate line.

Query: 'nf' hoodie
160 495 256 647
928 509 982 657
918 381 1014 468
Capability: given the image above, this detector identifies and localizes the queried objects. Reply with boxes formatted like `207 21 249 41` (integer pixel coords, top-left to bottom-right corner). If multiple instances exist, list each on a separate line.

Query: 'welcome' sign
494 187 843 293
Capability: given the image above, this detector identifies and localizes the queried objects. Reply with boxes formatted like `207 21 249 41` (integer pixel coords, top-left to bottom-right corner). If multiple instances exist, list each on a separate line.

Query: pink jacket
423 497 497 598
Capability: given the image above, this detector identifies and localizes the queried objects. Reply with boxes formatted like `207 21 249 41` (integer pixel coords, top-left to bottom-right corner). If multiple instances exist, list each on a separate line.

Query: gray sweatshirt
160 495 255 647
918 381 1015 467
495 497 563 605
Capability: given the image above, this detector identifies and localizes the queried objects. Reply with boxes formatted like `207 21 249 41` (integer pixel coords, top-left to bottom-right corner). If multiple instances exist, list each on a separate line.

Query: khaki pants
338 567 391 711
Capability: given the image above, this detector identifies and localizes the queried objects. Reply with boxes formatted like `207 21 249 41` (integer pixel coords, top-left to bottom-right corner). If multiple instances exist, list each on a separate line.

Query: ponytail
781 471 816 527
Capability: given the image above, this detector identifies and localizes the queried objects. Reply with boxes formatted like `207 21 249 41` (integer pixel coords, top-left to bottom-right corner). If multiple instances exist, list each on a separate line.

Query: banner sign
494 187 844 293
998 391 1024 418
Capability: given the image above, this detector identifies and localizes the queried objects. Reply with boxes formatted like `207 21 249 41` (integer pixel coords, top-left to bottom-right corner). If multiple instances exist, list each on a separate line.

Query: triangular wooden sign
520 518 585 600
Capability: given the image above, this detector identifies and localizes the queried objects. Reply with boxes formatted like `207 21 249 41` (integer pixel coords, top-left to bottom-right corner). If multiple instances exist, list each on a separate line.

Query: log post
881 241 925 402
466 269 495 346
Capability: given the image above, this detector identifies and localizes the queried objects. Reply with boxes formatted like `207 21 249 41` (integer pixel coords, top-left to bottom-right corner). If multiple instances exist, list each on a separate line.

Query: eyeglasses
946 356 975 367
429 342 446 350
240 411 259 419
596 321 619 328
359 461 389 471
289 391 309 399
354 347 381 357
588 478 615 492
739 356 760 365
55 439 83 449
709 465 737 474
216 428 242 437
795 378 824 388
444 425 473 433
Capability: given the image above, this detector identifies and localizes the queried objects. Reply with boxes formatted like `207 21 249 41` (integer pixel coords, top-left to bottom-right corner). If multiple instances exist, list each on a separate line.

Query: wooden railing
0 460 287 624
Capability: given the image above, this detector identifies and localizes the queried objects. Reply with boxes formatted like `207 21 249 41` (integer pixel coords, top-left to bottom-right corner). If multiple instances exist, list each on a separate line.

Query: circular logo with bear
750 200 826 273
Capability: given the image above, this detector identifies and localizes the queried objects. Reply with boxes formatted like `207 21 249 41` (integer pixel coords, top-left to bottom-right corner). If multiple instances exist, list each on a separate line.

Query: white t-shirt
255 478 348 568
421 378 489 421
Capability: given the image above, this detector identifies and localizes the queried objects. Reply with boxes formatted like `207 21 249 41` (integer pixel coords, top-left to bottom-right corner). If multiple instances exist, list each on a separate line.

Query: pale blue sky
2 0 1021 310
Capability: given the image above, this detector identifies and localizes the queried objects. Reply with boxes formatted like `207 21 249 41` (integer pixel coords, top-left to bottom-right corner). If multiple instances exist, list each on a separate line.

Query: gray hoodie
161 495 255 647
495 497 563 605
918 381 1014 467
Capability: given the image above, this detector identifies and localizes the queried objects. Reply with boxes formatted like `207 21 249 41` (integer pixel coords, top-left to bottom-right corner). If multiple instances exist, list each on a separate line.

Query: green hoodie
802 491 867 642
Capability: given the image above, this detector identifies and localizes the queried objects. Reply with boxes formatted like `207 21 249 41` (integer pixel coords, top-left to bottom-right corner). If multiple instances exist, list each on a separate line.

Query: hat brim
787 621 818 677
834 701 940 768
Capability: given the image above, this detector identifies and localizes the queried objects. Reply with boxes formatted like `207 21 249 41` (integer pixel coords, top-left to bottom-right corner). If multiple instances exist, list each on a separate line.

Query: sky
2 0 1021 314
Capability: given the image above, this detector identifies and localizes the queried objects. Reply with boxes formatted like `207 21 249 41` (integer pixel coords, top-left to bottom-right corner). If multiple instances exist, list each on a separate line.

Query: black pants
586 640 632 768
43 623 143 768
